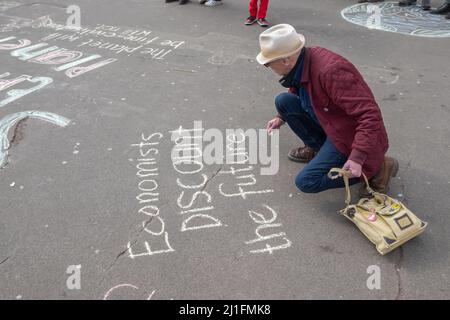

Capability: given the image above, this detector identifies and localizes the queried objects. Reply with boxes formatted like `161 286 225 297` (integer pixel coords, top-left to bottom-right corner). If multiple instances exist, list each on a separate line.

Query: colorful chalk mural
341 2 450 38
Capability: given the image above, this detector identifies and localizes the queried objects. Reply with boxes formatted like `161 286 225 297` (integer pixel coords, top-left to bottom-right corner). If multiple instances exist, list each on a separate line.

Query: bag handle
328 168 374 207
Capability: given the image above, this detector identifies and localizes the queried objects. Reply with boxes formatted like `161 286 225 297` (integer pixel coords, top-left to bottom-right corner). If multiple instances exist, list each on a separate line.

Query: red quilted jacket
287 47 389 178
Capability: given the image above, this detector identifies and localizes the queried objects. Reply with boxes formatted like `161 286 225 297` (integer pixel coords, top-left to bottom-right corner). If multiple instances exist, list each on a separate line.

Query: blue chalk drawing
0 111 70 168
341 2 450 38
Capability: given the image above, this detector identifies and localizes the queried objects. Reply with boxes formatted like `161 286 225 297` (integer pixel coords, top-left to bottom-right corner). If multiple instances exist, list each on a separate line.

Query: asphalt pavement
0 0 449 300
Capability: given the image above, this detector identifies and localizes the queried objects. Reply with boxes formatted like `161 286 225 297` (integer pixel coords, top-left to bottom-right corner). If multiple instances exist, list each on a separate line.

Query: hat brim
256 34 306 65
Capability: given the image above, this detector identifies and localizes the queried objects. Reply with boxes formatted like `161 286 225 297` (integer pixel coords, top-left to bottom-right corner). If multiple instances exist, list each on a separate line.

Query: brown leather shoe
359 156 399 197
288 146 317 163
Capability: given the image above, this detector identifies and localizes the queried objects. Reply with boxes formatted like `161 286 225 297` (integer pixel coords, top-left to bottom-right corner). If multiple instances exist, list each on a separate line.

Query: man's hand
342 159 362 178
267 117 284 135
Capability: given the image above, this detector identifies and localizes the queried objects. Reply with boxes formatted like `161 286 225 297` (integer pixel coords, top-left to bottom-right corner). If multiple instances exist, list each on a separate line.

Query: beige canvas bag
328 168 428 255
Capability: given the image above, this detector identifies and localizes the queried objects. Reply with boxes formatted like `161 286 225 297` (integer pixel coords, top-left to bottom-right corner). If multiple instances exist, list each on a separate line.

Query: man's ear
281 58 290 66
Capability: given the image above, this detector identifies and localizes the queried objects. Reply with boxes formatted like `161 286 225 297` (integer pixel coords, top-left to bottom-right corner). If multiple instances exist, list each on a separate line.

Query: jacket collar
279 48 305 88
300 47 311 85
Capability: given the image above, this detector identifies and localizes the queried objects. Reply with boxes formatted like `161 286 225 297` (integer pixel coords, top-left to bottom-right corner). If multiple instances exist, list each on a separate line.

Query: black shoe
422 5 431 10
398 0 416 6
179 0 189 4
431 3 450 14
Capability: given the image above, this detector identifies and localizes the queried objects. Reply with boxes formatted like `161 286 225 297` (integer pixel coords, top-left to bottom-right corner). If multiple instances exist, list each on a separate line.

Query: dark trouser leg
295 138 360 193
275 92 326 151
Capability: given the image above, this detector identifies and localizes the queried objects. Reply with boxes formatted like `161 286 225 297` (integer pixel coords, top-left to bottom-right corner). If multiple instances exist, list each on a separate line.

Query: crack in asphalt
99 200 171 288
107 165 224 276
0 256 11 266
394 160 410 300
123 201 170 253
0 118 27 170
98 244 134 289
201 165 223 192
9 118 26 147
395 247 404 300
398 160 412 203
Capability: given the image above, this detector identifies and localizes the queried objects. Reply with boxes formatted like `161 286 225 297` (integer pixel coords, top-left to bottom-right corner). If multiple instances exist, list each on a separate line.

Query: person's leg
249 0 258 17
275 92 326 151
295 138 360 193
245 0 258 24
257 0 269 18
422 0 431 9
248 0 258 18
431 0 450 14
398 0 416 6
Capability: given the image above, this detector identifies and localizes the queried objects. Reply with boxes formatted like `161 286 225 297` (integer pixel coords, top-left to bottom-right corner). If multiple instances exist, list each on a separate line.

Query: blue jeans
275 92 359 193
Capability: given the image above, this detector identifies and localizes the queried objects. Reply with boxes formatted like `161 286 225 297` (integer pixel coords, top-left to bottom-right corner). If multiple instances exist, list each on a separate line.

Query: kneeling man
258 24 398 195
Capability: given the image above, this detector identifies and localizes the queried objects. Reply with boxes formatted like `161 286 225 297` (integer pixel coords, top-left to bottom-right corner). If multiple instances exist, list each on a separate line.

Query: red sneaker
245 16 257 25
257 18 269 27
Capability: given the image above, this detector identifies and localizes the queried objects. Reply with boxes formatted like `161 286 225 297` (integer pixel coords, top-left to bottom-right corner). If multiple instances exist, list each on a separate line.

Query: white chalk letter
66 265 81 290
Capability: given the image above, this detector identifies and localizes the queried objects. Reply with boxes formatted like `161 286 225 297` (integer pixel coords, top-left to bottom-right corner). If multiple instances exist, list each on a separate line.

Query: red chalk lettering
29 48 83 65
0 36 32 50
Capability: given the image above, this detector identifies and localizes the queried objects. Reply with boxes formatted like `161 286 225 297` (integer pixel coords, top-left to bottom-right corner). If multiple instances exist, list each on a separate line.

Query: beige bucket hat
256 24 306 65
